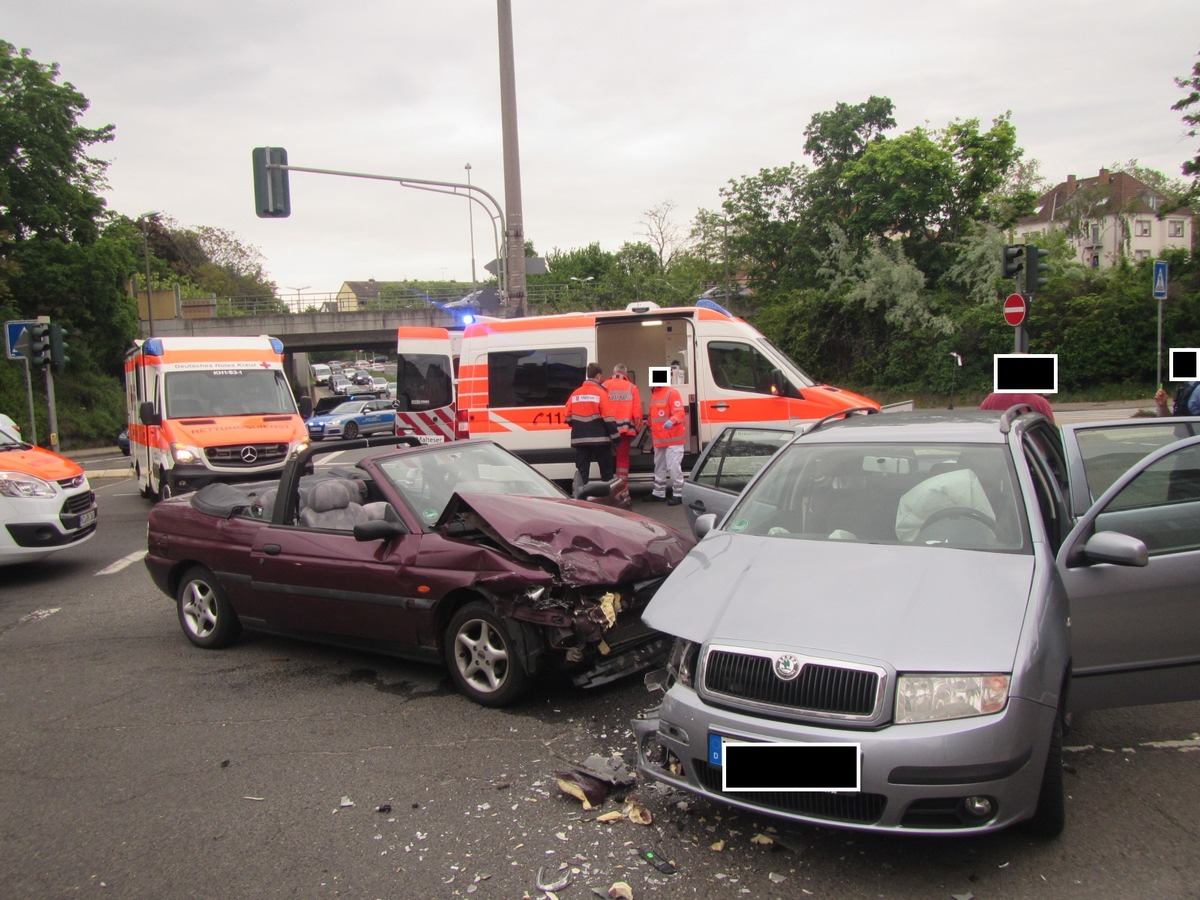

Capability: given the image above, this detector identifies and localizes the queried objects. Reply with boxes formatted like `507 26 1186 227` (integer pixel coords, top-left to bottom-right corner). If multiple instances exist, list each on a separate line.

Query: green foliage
1174 51 1200 191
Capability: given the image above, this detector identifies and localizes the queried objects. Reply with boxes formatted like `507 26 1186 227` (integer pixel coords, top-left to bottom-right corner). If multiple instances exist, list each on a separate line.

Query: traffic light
27 322 51 370
1026 245 1049 291
252 147 291 218
1002 245 1024 280
50 323 69 371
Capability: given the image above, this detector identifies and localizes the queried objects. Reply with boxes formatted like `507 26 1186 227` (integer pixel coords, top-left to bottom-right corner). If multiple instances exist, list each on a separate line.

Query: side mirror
354 519 408 542
693 513 718 539
297 395 313 418
139 400 161 426
1079 530 1148 567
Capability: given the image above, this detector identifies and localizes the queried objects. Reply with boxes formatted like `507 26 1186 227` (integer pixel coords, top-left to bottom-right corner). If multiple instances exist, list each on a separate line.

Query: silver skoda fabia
635 408 1200 836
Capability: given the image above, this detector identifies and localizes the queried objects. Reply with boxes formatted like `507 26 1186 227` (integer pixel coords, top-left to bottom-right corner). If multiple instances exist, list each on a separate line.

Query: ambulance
125 336 311 500
394 300 881 482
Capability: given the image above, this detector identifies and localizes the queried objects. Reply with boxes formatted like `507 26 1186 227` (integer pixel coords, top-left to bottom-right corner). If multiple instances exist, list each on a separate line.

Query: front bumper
1 490 98 565
633 682 1057 834
165 462 286 495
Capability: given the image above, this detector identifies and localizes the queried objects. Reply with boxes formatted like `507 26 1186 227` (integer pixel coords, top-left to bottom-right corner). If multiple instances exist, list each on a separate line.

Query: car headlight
895 673 1010 723
666 639 699 688
170 443 201 465
0 471 58 499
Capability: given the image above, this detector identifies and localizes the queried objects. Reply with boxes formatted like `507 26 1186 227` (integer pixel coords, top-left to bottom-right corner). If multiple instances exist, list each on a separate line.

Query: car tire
444 602 530 707
1023 705 1066 837
155 469 174 503
176 566 242 649
344 421 360 439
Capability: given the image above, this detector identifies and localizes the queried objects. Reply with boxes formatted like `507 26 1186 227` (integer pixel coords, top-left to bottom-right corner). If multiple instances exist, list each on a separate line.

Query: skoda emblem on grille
773 653 802 681
240 446 259 463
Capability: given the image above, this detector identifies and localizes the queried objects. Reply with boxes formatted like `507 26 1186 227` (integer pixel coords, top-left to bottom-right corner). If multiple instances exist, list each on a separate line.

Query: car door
1060 417 1200 516
247 502 423 647
1058 435 1200 711
364 400 397 434
682 425 796 534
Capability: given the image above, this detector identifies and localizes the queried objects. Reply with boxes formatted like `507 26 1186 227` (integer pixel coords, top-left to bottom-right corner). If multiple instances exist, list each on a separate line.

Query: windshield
0 423 25 446
375 441 563 527
329 403 365 416
725 441 1028 553
165 370 298 419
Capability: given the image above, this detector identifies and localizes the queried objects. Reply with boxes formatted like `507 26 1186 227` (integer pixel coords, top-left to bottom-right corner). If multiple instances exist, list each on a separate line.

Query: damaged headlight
665 638 699 689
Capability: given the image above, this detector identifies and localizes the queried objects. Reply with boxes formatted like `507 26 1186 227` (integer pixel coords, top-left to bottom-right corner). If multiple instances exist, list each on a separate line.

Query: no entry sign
1003 293 1027 327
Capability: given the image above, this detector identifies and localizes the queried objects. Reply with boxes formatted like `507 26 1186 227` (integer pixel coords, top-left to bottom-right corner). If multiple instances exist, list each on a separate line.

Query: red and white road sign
1003 293 1027 327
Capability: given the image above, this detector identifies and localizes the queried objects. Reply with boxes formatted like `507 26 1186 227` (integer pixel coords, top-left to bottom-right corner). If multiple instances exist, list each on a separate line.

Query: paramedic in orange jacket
602 364 643 484
565 362 618 485
647 380 686 505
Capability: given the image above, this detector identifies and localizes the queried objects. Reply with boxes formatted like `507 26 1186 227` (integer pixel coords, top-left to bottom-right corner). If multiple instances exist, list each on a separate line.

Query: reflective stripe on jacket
565 379 618 447
602 375 642 436
649 386 686 448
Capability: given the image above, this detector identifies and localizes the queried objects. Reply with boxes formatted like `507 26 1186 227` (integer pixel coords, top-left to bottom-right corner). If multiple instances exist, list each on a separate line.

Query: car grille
60 491 95 515
693 759 886 824
701 647 883 719
204 443 289 467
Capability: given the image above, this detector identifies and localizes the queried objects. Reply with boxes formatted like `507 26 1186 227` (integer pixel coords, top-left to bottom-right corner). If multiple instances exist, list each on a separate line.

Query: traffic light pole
22 357 38 447
43 366 59 453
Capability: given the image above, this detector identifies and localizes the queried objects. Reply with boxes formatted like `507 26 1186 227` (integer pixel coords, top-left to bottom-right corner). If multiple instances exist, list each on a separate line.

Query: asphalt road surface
1 433 1197 898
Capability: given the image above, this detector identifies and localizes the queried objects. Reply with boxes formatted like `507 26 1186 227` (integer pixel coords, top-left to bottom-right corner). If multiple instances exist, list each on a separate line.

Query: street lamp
137 211 161 337
569 276 594 283
285 285 310 312
465 163 477 293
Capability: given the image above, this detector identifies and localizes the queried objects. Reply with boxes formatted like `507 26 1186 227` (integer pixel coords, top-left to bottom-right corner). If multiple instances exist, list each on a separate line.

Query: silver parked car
635 409 1200 836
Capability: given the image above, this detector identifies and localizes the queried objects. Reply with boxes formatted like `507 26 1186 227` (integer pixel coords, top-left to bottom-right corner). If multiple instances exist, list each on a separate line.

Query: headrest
307 479 354 513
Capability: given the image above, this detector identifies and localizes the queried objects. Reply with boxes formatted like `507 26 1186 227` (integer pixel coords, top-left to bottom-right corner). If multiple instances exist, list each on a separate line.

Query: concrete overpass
145 306 462 390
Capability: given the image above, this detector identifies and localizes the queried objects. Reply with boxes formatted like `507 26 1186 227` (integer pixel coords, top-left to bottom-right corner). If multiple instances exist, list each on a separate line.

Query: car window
1092 442 1200 554
1074 421 1200 503
692 427 794 495
724 442 1027 552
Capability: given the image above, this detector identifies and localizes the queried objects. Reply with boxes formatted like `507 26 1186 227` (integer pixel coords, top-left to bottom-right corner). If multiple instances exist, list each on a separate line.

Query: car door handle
263 544 281 556
713 403 729 411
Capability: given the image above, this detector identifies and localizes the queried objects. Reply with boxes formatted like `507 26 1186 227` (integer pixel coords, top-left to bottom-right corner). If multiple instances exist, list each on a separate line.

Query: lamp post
465 163 477 293
137 211 161 338
285 285 310 313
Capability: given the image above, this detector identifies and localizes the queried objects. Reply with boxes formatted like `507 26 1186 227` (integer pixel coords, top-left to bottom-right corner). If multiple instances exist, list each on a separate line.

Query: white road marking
95 550 147 576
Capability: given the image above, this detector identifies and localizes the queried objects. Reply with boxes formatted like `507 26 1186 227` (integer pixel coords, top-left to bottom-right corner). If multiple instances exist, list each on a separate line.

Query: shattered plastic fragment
608 882 634 899
751 833 774 846
340 796 355 808
622 798 652 826
710 840 725 851
595 811 625 824
769 872 787 884
557 772 610 810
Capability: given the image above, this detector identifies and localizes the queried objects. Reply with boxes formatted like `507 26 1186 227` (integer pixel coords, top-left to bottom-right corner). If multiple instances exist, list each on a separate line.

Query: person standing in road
1154 382 1200 416
602 364 642 486
978 392 1055 422
565 362 618 487
647 378 686 505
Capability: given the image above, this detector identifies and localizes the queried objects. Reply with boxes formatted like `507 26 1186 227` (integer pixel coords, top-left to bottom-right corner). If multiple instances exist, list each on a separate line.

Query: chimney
1098 168 1110 184
1066 174 1077 196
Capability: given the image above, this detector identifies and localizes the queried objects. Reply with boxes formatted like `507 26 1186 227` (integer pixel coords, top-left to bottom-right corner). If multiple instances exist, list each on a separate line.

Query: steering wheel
917 506 999 538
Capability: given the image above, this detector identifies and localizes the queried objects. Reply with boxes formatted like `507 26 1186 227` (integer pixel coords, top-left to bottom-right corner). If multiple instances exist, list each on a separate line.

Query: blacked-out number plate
720 740 861 792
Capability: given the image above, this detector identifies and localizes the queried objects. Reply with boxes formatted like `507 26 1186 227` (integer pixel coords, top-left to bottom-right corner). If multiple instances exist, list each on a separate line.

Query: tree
0 40 114 304
637 201 686 272
1174 51 1200 196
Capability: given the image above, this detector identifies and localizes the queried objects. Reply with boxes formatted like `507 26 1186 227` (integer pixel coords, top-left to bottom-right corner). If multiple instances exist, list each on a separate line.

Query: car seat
299 479 362 530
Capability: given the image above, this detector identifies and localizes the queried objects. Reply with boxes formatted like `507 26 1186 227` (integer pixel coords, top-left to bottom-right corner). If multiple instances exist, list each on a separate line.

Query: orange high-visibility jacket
564 379 618 447
649 385 686 448
602 375 642 436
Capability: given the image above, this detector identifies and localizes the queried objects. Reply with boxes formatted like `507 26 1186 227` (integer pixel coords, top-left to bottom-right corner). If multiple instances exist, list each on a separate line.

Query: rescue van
0 416 97 566
125 336 310 500
395 300 880 482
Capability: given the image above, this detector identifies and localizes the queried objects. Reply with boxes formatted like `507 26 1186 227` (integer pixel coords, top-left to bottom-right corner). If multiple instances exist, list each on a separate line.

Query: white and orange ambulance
395 300 882 482
125 336 310 500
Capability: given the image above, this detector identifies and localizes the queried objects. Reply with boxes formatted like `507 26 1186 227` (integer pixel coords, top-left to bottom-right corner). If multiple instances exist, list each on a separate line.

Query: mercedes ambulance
394 300 881 482
125 336 310 500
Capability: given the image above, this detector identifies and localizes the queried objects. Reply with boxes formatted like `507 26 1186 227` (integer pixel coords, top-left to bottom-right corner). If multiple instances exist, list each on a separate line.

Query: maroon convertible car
144 437 693 705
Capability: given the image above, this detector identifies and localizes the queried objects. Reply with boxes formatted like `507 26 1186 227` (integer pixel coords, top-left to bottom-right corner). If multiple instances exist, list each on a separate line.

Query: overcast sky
8 1 1200 298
